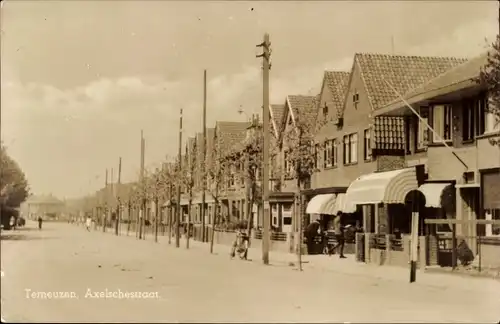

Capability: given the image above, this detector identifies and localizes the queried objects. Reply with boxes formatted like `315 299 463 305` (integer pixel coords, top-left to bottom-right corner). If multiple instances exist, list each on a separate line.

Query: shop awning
343 168 418 207
306 194 335 215
418 183 453 208
322 193 349 215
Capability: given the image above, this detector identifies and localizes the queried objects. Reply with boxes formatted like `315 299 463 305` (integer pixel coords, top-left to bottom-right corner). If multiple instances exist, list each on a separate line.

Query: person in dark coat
333 212 346 258
37 216 43 230
305 218 321 254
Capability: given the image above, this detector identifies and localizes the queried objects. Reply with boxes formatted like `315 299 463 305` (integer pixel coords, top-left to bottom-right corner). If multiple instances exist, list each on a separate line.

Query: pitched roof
393 51 488 105
354 53 468 110
215 121 251 157
323 71 350 119
287 95 318 128
270 104 285 136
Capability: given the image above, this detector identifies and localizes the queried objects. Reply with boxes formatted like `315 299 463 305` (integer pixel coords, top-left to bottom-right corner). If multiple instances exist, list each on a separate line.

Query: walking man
333 211 346 258
37 216 43 230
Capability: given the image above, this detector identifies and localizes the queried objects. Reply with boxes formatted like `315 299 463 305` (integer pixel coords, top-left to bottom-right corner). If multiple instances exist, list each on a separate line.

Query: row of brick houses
174 49 499 269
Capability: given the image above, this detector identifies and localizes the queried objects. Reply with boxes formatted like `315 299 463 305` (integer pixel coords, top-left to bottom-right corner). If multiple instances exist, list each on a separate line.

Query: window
485 209 500 236
343 133 358 164
363 129 372 161
323 139 338 168
463 95 486 141
323 104 328 117
352 91 359 109
417 107 429 150
431 104 452 143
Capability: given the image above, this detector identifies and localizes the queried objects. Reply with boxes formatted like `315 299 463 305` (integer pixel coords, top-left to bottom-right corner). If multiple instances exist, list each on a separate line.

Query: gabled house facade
374 50 500 268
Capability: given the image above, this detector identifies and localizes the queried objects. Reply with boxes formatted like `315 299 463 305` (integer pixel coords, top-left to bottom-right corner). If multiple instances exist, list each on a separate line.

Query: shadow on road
0 234 57 241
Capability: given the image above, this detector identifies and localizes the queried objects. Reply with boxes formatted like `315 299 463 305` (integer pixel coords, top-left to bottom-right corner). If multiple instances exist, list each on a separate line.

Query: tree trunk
127 202 131 236
210 199 218 254
296 179 303 271
187 194 192 249
168 205 172 244
154 197 159 243
246 186 255 247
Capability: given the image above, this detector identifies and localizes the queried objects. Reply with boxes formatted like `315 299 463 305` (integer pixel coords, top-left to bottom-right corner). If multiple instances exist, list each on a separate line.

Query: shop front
342 167 426 267
304 192 350 254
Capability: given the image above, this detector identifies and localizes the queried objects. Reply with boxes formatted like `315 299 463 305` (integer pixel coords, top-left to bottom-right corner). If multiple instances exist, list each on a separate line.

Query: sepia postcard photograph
1 0 500 322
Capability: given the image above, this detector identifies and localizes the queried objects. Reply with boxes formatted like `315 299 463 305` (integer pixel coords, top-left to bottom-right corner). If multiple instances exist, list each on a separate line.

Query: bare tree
177 142 196 248
282 98 322 271
478 30 500 145
228 119 281 249
208 140 226 254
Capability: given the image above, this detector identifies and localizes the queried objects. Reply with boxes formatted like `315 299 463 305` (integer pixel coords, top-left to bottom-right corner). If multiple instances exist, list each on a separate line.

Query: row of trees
0 144 29 228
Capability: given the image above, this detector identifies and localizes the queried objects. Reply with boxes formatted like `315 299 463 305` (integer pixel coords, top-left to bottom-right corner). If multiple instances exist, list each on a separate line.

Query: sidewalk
93 224 500 294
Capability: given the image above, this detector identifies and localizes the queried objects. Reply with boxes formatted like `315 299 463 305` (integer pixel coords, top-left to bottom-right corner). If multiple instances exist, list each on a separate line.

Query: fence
424 219 500 274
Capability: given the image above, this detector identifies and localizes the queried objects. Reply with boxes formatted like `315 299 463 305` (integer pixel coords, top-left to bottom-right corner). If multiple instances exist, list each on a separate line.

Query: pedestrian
305 218 321 254
85 216 92 231
333 211 346 258
37 216 43 230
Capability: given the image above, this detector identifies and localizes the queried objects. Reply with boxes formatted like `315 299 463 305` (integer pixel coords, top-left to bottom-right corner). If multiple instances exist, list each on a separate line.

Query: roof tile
287 95 318 129
356 53 468 110
324 71 350 119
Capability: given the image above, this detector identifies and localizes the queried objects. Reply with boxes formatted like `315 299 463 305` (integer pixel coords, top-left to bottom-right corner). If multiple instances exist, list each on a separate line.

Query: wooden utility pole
139 130 145 240
256 33 271 265
176 108 183 248
201 69 207 242
115 157 122 236
103 169 108 232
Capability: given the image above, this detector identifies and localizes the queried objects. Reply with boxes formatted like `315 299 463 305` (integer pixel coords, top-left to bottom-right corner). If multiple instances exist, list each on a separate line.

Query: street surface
1 222 500 323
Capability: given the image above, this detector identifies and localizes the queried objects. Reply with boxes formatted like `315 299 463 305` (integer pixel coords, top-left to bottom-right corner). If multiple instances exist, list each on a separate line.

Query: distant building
22 195 65 220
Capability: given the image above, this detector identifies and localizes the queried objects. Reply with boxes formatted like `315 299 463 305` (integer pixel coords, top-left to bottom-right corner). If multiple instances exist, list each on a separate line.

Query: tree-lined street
1 222 499 323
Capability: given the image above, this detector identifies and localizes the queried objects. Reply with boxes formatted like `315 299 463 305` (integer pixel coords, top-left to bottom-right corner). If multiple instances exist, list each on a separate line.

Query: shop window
485 209 500 236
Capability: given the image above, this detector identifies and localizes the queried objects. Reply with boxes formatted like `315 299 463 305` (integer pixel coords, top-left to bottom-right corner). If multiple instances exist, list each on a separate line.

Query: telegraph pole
256 33 271 265
115 157 122 236
201 70 207 242
103 169 108 232
176 108 183 248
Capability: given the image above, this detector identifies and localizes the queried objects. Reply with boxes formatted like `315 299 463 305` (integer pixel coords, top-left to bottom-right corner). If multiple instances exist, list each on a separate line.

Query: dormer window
323 104 328 117
352 91 360 108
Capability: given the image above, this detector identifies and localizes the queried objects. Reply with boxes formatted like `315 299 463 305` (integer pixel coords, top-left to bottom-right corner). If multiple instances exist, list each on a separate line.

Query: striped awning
306 194 335 215
343 168 418 207
323 193 349 215
418 183 453 208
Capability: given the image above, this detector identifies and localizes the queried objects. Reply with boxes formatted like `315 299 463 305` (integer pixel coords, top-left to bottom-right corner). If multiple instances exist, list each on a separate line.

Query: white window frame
432 104 453 143
324 140 333 168
363 129 372 161
343 133 358 164
485 209 500 237
332 139 338 167
417 107 429 150
349 133 358 163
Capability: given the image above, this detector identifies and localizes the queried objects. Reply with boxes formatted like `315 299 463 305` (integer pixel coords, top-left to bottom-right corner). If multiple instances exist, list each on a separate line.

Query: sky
1 0 498 199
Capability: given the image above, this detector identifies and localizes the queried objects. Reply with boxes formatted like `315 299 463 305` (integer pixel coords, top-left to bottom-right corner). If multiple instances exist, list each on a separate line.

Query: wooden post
201 69 207 243
451 223 457 270
115 157 122 236
409 211 419 283
176 108 183 248
257 33 271 265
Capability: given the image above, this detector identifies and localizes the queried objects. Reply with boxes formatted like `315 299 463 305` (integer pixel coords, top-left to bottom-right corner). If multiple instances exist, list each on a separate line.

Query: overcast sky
1 0 498 199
